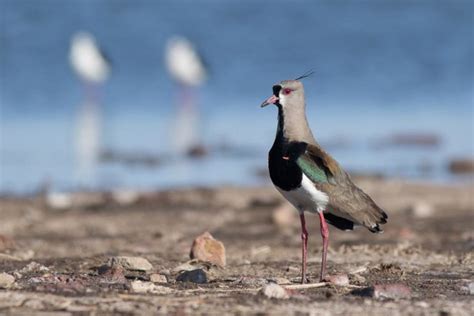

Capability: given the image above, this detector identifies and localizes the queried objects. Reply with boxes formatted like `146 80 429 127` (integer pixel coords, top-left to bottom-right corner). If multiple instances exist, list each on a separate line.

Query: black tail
324 213 354 231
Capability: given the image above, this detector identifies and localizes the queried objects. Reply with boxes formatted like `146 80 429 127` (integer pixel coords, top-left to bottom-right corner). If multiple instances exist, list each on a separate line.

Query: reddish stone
190 232 226 268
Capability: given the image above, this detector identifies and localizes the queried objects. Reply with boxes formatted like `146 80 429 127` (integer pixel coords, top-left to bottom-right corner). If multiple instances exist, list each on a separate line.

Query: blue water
1 0 473 193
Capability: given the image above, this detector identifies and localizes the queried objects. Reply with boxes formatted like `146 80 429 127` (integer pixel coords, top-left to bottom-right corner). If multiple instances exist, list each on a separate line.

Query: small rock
112 190 140 205
108 256 153 271
467 282 474 295
408 200 434 218
268 277 291 285
0 273 15 289
150 274 167 283
176 269 208 284
352 283 411 299
348 265 368 275
46 192 72 209
159 269 171 276
325 274 350 286
260 283 289 299
187 144 208 158
130 280 155 293
18 261 50 274
286 266 299 273
190 232 226 268
47 192 105 210
350 274 366 284
130 280 173 294
372 284 411 299
415 301 430 308
98 264 126 283
448 158 474 174
172 260 212 273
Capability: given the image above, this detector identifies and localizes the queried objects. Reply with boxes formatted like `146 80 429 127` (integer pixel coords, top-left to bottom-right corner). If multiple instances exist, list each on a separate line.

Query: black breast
268 143 302 191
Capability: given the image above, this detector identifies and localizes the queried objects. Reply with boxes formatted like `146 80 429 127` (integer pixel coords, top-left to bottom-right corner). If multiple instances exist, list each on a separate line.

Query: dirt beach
0 177 473 315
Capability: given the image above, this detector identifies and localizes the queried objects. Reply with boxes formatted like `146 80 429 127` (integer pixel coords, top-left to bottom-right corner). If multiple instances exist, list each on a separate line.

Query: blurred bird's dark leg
299 213 308 284
318 211 329 281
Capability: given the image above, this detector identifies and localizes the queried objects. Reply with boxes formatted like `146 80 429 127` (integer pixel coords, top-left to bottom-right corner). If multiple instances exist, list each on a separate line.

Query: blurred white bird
165 36 207 87
165 36 208 156
69 32 111 84
69 31 110 187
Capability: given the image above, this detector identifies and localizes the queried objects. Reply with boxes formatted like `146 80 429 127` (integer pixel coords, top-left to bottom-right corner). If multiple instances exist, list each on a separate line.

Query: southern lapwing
165 36 208 155
261 77 388 283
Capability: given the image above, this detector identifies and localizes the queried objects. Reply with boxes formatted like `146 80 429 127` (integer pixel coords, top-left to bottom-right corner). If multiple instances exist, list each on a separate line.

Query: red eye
282 88 292 95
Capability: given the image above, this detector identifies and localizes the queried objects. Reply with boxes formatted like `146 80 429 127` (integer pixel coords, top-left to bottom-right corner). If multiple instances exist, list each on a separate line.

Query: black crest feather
295 70 315 81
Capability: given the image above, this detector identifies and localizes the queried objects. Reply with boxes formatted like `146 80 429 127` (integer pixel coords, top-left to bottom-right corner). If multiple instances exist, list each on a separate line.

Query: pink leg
299 213 309 284
318 211 329 281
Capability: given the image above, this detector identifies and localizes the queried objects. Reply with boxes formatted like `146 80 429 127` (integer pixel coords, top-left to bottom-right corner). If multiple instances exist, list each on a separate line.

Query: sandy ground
0 177 473 315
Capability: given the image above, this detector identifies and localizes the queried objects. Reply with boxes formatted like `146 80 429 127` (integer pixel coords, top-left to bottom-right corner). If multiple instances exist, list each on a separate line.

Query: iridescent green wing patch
296 154 329 183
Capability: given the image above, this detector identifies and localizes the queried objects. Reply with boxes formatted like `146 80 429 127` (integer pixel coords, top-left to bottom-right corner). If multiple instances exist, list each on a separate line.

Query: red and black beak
260 84 281 107
260 95 279 108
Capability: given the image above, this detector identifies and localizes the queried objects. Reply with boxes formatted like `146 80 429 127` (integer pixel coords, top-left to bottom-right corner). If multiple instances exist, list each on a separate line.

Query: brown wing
320 178 388 232
290 142 388 232
301 144 388 232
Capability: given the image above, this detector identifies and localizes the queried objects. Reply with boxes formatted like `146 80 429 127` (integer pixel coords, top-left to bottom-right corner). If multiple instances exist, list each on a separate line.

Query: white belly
276 174 329 213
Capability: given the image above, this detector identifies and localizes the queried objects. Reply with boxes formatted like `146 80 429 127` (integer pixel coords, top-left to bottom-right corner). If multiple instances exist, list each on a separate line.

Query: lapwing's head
261 79 306 110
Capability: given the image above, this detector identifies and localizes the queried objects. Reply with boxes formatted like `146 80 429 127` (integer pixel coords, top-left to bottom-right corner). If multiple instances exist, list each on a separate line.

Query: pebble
373 284 411 299
130 280 173 294
352 283 411 299
46 192 72 209
97 265 126 283
172 260 211 273
461 282 474 295
348 265 368 275
46 192 105 210
260 283 289 299
18 262 50 274
190 232 226 268
325 274 350 286
111 189 140 205
350 274 366 284
108 256 153 271
0 273 15 289
176 269 208 284
267 277 291 285
408 200 434 218
150 274 167 283
448 158 474 174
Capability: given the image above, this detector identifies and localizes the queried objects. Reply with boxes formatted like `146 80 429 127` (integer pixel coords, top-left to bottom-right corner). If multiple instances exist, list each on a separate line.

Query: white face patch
277 174 329 213
278 91 288 107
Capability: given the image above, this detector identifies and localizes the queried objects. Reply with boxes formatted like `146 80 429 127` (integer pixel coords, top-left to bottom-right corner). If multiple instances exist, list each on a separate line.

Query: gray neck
276 105 316 145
